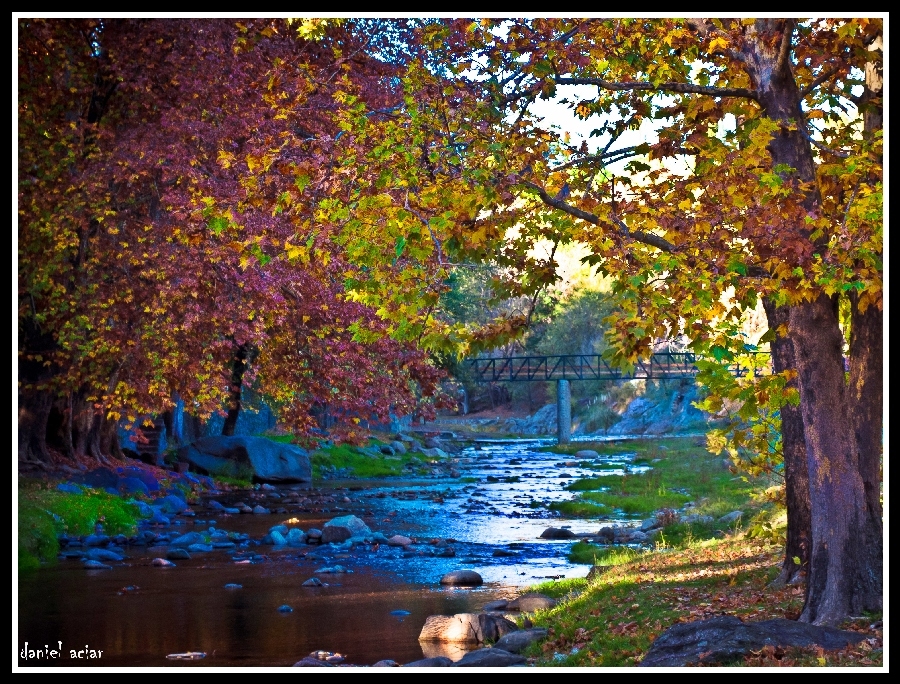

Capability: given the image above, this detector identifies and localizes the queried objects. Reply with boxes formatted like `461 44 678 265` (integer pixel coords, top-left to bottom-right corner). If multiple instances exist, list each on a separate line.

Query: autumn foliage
18 18 446 459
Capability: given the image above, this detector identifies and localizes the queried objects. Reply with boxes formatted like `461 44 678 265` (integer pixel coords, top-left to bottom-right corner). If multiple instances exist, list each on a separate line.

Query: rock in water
439 570 483 586
418 613 518 644
320 515 372 544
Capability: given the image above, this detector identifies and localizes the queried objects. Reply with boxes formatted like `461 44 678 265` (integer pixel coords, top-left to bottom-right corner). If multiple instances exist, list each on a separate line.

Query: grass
518 534 882 667
514 435 883 667
18 480 144 572
546 437 757 520
310 440 433 479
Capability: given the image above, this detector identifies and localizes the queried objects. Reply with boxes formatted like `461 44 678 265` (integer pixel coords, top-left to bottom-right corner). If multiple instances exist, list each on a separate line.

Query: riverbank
17 435 884 668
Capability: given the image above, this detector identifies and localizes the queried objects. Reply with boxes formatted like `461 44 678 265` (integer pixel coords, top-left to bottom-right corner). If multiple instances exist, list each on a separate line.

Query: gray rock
82 559 112 569
540 527 575 539
386 534 413 547
718 511 744 524
494 628 549 654
640 616 867 667
439 570 483 586
682 514 714 525
252 505 270 515
158 495 189 514
302 577 324 587
166 548 191 560
321 515 371 544
402 657 454 667
286 528 307 546
224 583 242 589
372 659 400 667
453 648 526 667
390 441 407 455
151 558 176 567
178 435 311 483
84 548 124 562
482 600 509 612
293 657 332 667
507 593 557 613
574 450 601 459
418 613 518 644
187 544 214 553
315 565 350 574
171 532 204 546
277 604 293 613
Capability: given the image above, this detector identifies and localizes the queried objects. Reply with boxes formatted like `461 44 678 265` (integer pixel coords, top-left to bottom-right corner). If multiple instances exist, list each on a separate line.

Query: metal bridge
462 351 770 444
463 351 769 383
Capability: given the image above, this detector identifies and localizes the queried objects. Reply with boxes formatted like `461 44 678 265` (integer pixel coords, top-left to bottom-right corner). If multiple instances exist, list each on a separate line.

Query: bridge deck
464 352 769 382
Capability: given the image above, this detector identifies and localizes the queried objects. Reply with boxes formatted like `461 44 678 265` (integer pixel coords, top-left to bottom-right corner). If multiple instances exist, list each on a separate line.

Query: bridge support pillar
556 379 571 444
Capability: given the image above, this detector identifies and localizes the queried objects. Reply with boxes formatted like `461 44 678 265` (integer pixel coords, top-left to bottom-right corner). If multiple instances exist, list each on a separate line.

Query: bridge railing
463 351 770 383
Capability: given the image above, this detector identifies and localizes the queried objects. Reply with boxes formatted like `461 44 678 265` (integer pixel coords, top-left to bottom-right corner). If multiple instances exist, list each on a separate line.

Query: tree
330 18 882 626
18 18 444 461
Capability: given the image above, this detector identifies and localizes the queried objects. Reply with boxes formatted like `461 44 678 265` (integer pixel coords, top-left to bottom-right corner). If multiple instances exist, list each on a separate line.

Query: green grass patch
557 437 761 520
566 478 612 491
567 542 642 566
18 481 144 572
310 441 429 479
212 475 254 489
549 500 608 517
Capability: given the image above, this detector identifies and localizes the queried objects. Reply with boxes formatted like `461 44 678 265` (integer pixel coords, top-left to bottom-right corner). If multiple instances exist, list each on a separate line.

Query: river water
18 438 648 668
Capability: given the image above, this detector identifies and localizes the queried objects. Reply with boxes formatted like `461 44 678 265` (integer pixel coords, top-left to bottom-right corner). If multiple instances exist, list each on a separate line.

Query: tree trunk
741 19 881 623
18 388 53 465
762 298 811 587
222 342 250 437
790 295 882 625
848 292 884 598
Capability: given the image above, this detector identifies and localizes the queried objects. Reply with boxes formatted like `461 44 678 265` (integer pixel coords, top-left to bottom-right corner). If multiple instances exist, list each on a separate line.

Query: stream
18 437 650 668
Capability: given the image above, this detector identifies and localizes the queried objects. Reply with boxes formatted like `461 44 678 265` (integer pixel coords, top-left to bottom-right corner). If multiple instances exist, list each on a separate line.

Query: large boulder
320 515 372 544
178 436 311 483
418 613 518 644
640 616 867 667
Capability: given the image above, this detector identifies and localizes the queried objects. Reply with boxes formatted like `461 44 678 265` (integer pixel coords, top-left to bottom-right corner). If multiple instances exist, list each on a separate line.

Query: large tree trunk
741 19 882 624
790 295 882 624
848 292 884 600
762 298 811 586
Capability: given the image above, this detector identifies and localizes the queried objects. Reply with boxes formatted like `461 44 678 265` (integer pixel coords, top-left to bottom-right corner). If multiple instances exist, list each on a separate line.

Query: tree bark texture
762 298 811 586
741 20 882 623
790 295 882 624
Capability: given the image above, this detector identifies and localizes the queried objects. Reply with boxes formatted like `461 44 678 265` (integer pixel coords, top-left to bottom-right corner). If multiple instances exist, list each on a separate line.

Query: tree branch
775 20 796 77
552 145 645 173
404 191 446 265
801 127 851 158
554 76 757 100
799 65 842 99
521 180 676 253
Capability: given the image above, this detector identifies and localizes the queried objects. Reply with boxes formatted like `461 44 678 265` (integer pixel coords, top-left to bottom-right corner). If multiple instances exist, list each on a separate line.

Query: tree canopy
17 16 882 628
